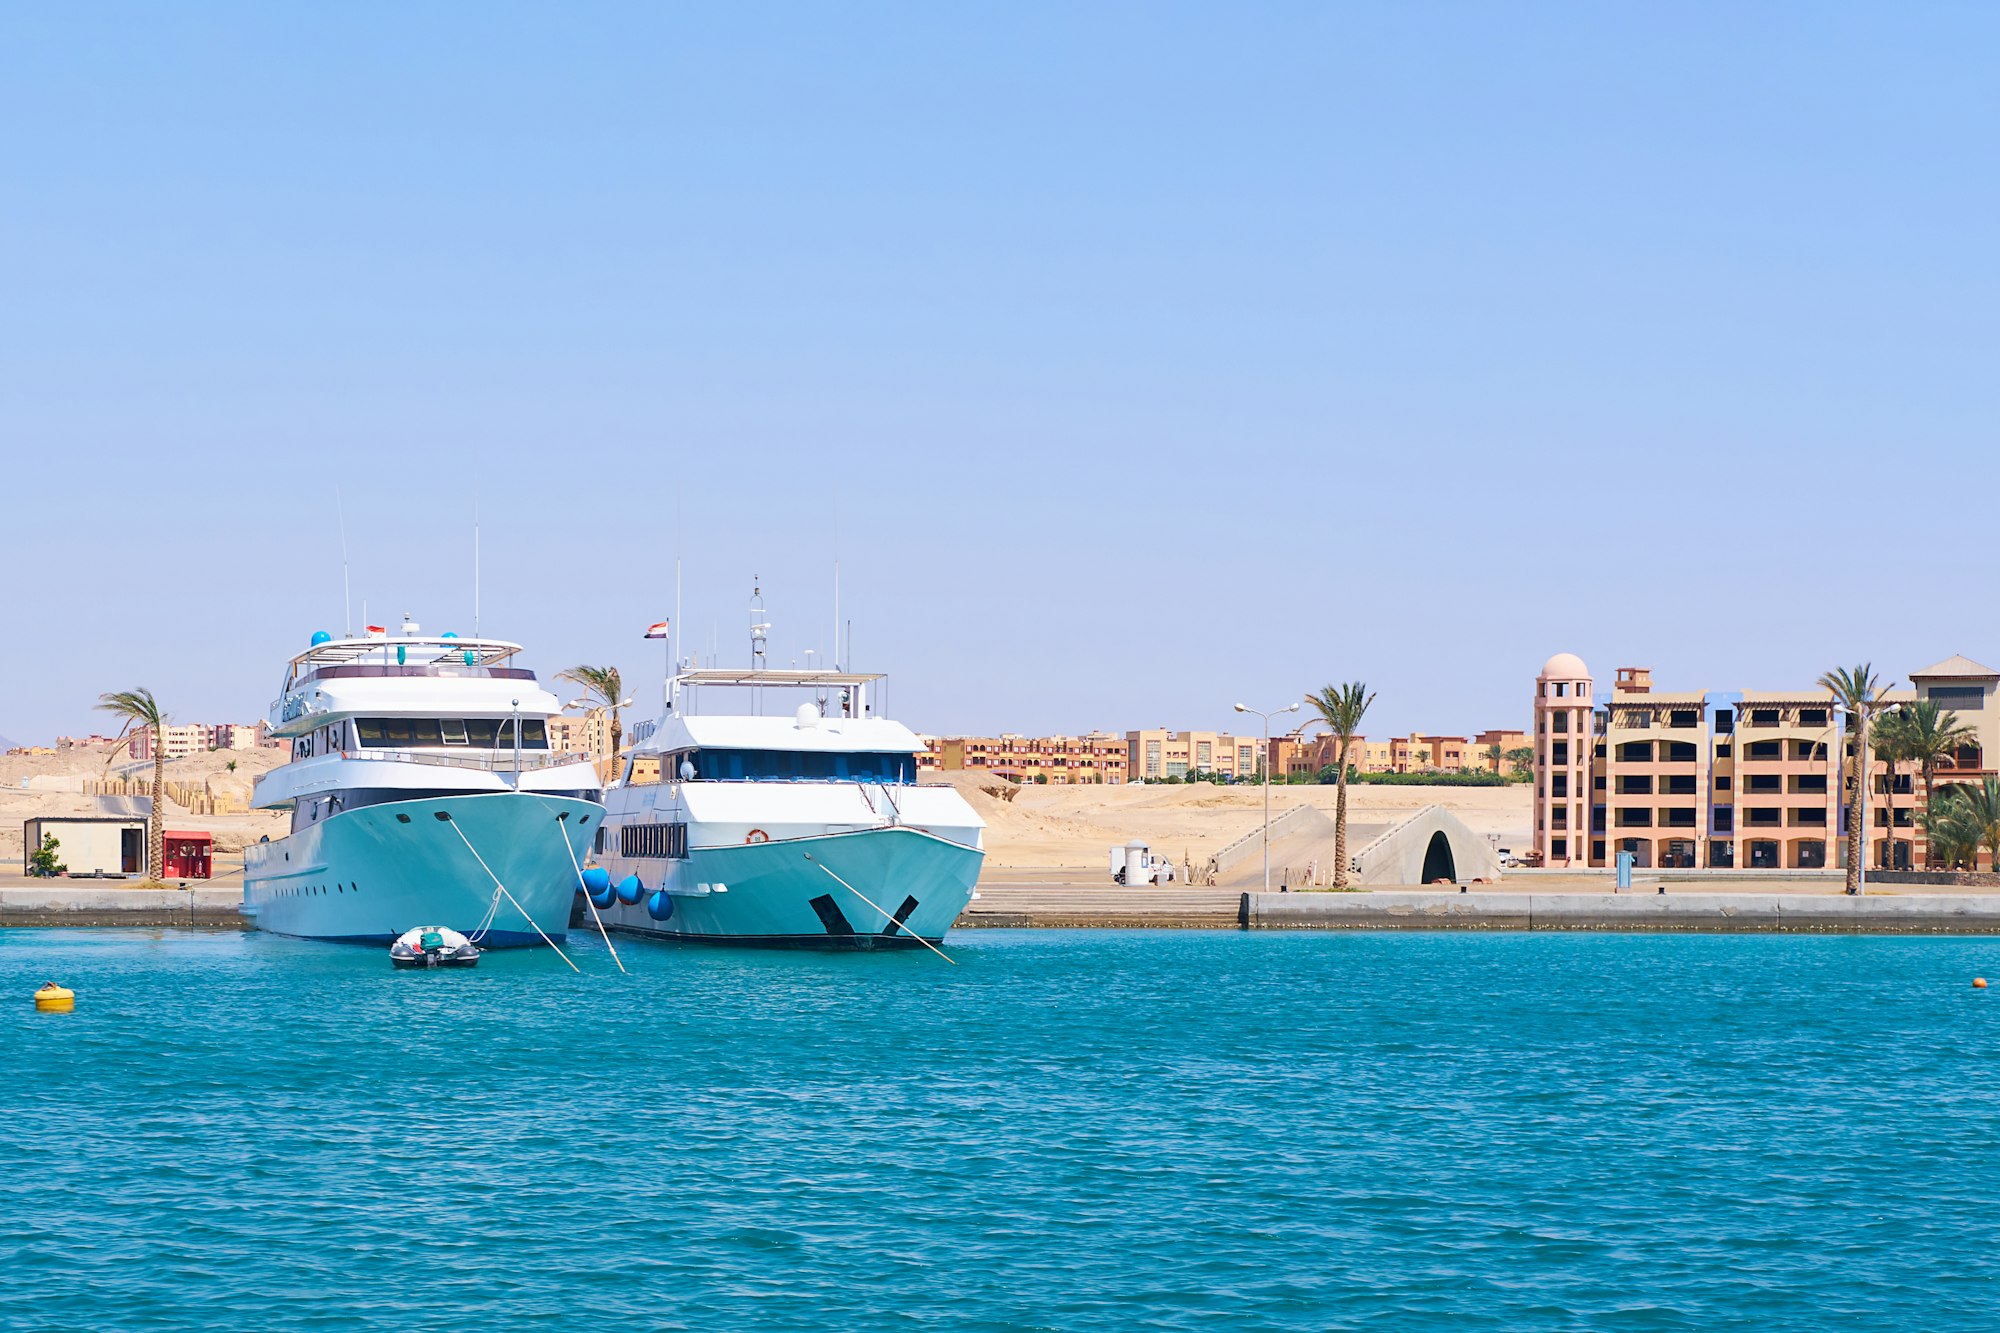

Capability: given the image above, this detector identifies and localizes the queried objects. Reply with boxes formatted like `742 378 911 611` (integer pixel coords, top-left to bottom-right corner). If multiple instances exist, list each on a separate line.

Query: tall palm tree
1307 682 1375 889
559 665 625 784
1816 663 1889 894
1945 777 2000 870
1893 699 1976 867
1870 707 1908 871
96 687 166 880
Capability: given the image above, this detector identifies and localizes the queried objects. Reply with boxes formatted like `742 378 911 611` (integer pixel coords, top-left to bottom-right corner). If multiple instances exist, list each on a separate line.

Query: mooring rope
441 816 580 973
555 816 626 974
802 853 955 965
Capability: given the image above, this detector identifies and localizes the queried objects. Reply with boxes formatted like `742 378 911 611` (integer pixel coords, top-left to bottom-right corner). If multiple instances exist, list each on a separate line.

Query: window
1750 709 1780 728
1662 808 1698 828
1715 710 1734 735
1551 775 1569 798
1716 743 1732 758
1617 742 1653 763
1927 686 1984 711
1714 776 1731 791
1553 712 1570 733
1799 708 1828 727
1746 774 1781 793
1552 742 1569 765
1714 809 1734 833
355 717 548 749
1615 808 1653 828
1666 742 1698 763
1551 838 1568 857
1670 711 1699 729
620 822 689 859
1746 741 1782 760
1616 775 1652 795
684 749 918 783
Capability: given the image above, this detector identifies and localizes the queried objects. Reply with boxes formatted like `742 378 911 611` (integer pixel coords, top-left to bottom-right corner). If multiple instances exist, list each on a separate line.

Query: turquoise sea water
3 928 1997 1331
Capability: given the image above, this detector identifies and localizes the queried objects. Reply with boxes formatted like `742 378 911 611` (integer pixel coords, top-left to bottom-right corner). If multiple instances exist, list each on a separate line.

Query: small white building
22 816 148 877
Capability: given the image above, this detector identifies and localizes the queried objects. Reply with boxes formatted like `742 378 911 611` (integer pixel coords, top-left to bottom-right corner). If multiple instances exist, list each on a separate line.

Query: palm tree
1870 707 1909 872
1945 777 2000 870
1926 786 1984 870
1306 682 1375 889
1893 699 1976 867
1485 741 1503 775
559 665 625 784
96 687 166 880
1816 663 1889 894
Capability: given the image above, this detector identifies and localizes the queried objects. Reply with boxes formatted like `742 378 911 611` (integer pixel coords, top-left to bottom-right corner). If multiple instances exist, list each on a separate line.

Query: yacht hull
244 791 603 946
592 825 981 948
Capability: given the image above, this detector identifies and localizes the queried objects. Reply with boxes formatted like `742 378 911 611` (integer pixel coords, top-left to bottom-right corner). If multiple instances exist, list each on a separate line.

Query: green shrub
27 833 65 878
1346 770 1513 787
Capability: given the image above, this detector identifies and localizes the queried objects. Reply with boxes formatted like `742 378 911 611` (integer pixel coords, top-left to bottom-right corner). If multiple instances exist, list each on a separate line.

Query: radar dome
310 630 332 646
1540 652 1589 680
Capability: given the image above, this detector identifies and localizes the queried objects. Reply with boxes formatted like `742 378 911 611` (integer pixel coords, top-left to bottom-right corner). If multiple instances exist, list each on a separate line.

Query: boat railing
337 747 591 774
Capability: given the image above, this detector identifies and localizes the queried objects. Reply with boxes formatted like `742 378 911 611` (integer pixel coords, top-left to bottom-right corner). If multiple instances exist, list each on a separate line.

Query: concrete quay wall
1245 890 2000 934
0 885 246 928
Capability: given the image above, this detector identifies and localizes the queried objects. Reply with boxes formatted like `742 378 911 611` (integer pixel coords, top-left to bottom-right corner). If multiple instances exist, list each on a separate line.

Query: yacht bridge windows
669 748 918 783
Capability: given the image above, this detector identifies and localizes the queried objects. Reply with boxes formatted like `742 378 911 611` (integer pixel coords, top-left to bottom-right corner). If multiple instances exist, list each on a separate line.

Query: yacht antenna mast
749 579 770 716
473 489 481 638
336 485 353 637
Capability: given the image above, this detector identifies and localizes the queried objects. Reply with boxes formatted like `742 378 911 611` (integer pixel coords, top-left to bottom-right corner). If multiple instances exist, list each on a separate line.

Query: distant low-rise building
923 732 1127 784
1126 729 1261 781
128 724 212 761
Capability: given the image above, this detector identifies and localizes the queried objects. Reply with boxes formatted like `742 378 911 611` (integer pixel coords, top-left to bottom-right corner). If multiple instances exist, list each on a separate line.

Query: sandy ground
1 746 290 867
932 774 1533 877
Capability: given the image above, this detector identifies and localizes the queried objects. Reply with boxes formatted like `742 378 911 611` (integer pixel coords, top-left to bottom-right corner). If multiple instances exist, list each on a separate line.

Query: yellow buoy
34 982 74 1013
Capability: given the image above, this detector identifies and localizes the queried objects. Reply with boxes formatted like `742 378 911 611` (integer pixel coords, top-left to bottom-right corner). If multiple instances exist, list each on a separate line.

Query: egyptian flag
644 620 670 640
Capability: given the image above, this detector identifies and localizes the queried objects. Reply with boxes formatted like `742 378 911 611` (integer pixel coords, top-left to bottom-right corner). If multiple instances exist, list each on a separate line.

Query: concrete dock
956 886 2000 933
9 882 2000 935
0 884 245 928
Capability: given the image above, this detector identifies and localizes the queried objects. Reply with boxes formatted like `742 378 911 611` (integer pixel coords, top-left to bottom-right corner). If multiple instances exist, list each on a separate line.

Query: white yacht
590 649 984 949
244 620 605 946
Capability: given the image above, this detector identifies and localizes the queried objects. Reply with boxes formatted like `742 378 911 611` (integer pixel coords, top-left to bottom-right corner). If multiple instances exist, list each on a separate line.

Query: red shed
163 830 213 880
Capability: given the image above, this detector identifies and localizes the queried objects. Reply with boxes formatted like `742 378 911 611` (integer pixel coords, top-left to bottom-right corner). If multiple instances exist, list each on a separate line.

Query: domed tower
1533 653 1595 868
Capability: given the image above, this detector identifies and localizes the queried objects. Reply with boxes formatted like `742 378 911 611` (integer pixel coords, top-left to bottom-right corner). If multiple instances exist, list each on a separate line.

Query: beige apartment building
1533 652 1995 871
1270 730 1524 779
1125 729 1262 781
921 733 1127 784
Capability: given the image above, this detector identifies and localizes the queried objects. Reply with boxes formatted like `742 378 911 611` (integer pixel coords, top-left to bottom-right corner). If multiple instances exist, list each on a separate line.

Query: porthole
396 814 412 825
434 812 452 822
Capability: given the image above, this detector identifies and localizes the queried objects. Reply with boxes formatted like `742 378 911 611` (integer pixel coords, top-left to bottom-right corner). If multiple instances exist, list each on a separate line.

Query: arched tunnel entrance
1421 830 1457 884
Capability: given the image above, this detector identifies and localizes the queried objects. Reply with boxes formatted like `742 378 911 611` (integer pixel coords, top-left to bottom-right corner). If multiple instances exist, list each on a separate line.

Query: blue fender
615 874 644 906
580 866 610 893
647 888 674 921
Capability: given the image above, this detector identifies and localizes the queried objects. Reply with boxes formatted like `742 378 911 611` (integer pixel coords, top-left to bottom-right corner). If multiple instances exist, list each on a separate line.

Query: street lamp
1236 700 1302 893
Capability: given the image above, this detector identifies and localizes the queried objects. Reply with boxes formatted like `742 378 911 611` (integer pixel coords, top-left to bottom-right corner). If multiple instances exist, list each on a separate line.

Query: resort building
1532 652 1993 871
1125 729 1260 782
1268 730 1525 779
127 724 216 761
921 733 1128 784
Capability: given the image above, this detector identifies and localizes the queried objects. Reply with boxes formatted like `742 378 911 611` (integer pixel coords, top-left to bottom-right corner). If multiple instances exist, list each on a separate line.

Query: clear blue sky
4 4 1996 746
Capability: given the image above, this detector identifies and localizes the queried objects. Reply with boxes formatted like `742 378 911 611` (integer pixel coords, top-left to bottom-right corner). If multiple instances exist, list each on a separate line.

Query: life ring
744 828 769 844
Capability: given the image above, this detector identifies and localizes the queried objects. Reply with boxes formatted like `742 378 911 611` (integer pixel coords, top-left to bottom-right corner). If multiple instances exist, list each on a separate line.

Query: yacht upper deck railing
282 636 531 692
332 747 592 774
